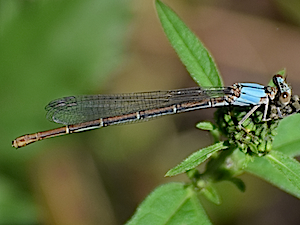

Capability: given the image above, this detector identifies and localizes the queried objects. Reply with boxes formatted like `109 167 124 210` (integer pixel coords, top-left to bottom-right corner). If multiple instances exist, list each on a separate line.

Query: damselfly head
273 74 292 106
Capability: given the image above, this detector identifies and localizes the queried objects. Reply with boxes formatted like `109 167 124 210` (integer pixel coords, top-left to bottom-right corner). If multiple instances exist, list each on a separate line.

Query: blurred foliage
275 0 300 26
0 0 130 223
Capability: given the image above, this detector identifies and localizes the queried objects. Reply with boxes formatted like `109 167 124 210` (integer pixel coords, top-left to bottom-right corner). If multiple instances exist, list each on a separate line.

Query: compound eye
279 92 291 105
273 74 284 86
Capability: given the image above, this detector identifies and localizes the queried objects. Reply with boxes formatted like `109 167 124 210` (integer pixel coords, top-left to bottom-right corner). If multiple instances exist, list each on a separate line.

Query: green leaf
126 182 212 225
245 152 300 198
200 184 221 205
196 122 215 131
273 114 300 157
276 69 287 76
196 121 221 142
155 0 222 87
165 142 228 177
265 150 300 193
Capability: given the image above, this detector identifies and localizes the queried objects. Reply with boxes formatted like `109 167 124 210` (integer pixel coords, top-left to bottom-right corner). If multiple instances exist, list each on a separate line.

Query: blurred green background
1 0 300 224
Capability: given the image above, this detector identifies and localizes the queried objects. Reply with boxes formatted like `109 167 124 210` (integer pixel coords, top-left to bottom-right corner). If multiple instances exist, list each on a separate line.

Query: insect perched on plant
13 74 296 150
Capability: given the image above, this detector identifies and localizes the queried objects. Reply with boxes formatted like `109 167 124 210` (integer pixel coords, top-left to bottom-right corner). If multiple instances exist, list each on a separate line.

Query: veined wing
45 87 231 125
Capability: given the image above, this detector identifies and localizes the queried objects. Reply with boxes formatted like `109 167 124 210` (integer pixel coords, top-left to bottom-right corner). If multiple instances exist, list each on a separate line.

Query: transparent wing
45 87 231 125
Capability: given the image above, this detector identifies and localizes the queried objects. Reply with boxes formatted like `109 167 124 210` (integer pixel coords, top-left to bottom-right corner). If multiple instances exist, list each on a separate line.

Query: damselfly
12 75 292 148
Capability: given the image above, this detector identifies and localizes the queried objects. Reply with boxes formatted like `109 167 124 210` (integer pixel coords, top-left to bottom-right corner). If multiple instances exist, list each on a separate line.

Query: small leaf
166 142 228 177
276 69 287 76
273 114 300 157
196 122 215 131
265 150 300 192
155 0 222 87
126 182 212 225
196 122 221 142
200 184 221 205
